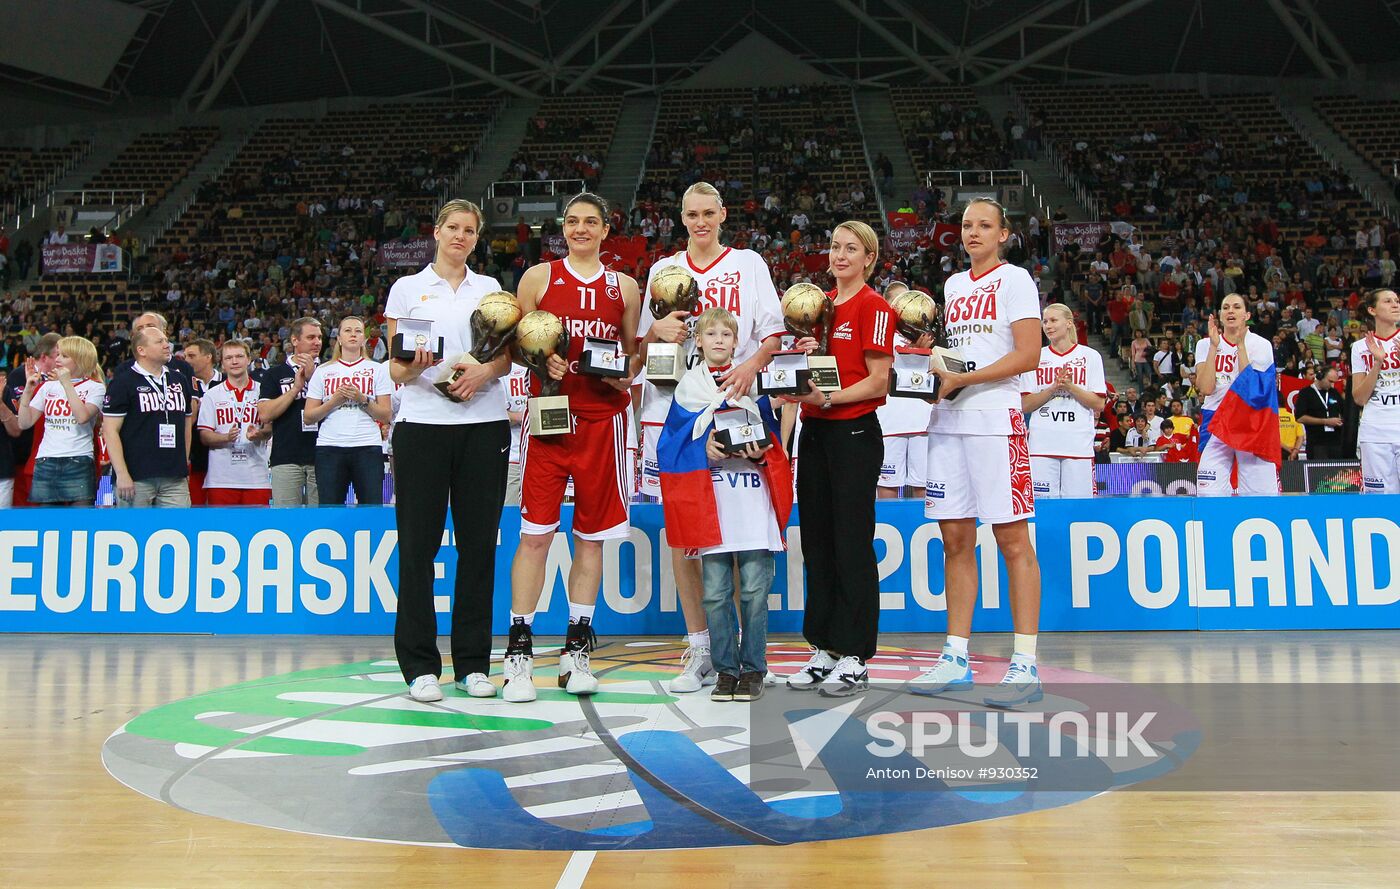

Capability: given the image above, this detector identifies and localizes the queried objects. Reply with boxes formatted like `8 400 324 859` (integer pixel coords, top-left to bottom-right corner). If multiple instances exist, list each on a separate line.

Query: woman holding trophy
637 181 787 694
913 197 1045 707
504 192 642 704
780 220 896 698
386 198 517 704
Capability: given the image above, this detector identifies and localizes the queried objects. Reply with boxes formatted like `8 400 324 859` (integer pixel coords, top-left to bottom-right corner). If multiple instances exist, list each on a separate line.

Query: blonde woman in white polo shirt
386 199 513 704
303 316 393 505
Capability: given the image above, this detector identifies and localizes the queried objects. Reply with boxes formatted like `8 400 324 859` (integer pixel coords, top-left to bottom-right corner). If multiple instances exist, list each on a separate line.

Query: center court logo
102 644 1197 850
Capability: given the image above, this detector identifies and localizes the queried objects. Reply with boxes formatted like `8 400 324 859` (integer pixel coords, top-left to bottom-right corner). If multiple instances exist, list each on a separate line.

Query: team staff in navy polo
102 327 194 507
256 317 325 505
387 198 513 704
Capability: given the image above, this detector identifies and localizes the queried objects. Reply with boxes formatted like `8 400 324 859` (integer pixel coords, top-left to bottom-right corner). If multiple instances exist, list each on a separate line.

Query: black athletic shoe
733 671 765 702
711 673 739 702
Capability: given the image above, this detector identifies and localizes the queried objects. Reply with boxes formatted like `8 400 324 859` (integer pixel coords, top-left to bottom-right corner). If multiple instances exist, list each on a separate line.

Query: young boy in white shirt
659 308 792 703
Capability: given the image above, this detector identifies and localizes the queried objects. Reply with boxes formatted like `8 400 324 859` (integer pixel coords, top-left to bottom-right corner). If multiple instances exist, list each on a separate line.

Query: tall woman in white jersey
1192 294 1279 496
1351 288 1400 492
913 198 1045 707
636 182 786 694
1021 304 1106 498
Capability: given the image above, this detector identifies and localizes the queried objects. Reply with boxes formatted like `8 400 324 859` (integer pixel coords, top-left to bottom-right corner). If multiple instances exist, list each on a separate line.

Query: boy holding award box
657 308 792 703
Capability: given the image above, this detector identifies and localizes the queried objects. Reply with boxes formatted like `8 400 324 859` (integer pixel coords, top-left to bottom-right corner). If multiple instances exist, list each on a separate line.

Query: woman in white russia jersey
1021 303 1106 498
1192 293 1278 496
913 197 1045 707
1351 288 1400 492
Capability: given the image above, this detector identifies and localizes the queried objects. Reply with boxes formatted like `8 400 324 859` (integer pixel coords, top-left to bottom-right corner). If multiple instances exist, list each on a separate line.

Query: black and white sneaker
502 622 536 703
786 648 838 690
817 655 869 698
558 621 599 695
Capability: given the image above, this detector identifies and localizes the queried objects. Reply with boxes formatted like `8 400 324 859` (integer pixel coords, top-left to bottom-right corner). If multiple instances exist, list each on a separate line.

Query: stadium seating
639 87 755 212
637 84 881 231
153 101 499 262
1017 86 1369 244
888 85 1009 182
78 127 220 207
1313 95 1400 180
498 94 622 191
0 141 90 219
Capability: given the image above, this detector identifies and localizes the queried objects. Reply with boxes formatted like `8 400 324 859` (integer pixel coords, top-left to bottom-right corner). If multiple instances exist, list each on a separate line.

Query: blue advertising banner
1 497 1396 634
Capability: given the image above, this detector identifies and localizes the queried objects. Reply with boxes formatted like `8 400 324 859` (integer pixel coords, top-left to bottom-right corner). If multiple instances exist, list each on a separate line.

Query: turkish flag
1278 374 1309 411
601 235 647 272
931 223 959 253
887 211 920 229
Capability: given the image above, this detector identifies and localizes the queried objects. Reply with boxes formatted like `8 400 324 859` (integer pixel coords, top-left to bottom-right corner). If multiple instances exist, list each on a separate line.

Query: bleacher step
853 89 920 211
458 99 542 207
598 97 658 211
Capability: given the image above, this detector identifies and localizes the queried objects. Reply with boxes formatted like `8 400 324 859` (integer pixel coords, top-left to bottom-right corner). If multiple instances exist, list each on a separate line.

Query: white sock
688 630 710 648
568 601 596 625
509 611 534 627
1012 633 1038 665
944 635 970 658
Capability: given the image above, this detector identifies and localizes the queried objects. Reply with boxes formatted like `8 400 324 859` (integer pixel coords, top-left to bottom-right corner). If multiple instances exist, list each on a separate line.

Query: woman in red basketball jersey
505 192 642 704
913 198 1045 707
780 220 896 698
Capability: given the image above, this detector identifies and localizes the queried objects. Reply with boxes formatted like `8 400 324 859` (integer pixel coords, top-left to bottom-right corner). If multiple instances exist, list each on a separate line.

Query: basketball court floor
3 631 1397 888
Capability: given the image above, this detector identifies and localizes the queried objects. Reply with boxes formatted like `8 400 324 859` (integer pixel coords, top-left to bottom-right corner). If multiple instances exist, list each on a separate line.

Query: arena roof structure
2 0 1398 108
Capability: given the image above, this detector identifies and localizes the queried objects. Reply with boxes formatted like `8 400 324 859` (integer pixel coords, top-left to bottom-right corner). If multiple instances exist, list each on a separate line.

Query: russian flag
1200 358 1281 466
657 371 793 550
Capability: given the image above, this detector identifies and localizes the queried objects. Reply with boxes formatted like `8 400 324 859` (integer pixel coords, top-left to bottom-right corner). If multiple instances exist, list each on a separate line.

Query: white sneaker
454 672 496 698
983 661 1043 708
408 674 443 702
559 649 599 695
502 654 536 703
669 645 716 693
818 656 869 698
909 650 974 697
764 671 777 686
786 648 838 690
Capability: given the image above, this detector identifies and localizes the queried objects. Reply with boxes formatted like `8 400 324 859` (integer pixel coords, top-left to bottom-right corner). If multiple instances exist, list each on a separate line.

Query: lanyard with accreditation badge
147 368 179 450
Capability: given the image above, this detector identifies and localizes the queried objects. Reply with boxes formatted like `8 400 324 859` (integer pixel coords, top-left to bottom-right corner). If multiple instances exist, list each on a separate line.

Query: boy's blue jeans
701 550 773 676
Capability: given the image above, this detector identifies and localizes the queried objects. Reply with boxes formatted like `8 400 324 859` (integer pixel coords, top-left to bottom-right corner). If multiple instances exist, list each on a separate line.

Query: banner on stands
1053 221 1109 253
2 496 1396 635
376 237 435 267
885 223 958 254
41 242 123 273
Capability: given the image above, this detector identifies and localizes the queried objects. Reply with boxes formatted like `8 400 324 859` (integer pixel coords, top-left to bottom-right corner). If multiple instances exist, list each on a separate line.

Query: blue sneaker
909 651 973 696
983 661 1043 708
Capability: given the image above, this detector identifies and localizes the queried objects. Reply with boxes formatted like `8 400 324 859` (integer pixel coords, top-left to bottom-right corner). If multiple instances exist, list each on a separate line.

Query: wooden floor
4 631 1399 888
